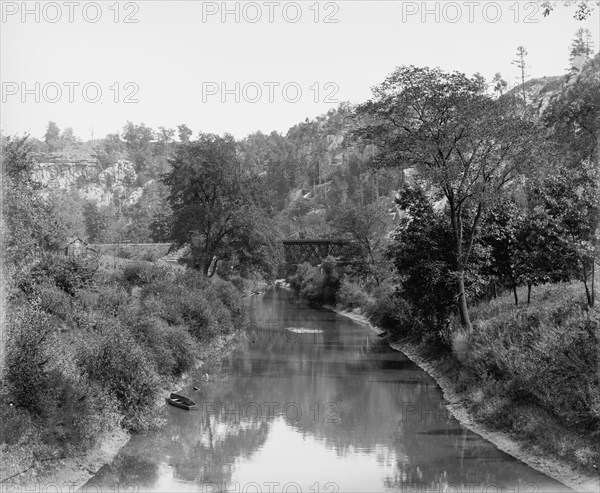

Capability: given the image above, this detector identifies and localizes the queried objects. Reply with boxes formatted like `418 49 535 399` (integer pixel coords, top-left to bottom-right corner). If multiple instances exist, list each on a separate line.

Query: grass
432 279 599 474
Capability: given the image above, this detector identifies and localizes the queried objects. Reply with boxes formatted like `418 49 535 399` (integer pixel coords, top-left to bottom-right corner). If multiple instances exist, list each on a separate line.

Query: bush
141 272 245 342
95 283 130 315
163 324 198 376
119 307 197 377
120 262 168 289
4 307 59 417
77 320 159 431
0 396 34 445
466 297 599 433
212 278 249 329
336 277 372 310
17 253 92 297
364 282 414 334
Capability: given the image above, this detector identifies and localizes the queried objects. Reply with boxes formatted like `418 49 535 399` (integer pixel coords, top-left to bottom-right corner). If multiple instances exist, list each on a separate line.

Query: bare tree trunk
591 262 595 307
513 284 519 306
208 258 219 278
582 261 593 307
457 271 472 331
527 283 532 305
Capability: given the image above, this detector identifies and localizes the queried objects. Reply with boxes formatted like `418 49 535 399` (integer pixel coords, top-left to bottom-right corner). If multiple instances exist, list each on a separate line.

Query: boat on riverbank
166 392 198 411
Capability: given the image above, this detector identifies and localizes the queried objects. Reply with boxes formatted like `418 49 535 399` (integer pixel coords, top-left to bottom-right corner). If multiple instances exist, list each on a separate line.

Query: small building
64 237 87 258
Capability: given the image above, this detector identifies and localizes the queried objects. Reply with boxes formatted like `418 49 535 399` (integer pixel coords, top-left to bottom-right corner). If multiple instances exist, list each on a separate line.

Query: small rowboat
166 392 198 411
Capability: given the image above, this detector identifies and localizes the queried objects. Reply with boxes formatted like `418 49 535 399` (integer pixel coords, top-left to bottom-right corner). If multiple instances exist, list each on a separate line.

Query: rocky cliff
32 144 145 207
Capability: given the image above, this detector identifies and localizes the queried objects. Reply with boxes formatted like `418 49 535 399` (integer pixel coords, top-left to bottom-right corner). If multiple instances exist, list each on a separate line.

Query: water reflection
83 287 571 493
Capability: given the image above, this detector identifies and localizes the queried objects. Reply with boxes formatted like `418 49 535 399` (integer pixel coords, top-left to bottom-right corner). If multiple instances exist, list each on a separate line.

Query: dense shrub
120 262 169 289
141 271 246 342
4 307 59 417
95 282 131 316
363 282 414 334
0 398 34 445
3 305 118 452
119 307 197 377
289 258 340 305
77 320 159 431
17 253 92 297
163 324 198 375
41 365 119 451
467 294 599 433
336 277 372 310
212 278 249 329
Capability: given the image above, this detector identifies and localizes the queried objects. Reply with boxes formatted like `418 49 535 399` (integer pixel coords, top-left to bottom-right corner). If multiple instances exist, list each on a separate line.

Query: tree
61 127 77 145
83 201 110 242
515 206 577 303
122 122 155 171
512 46 529 104
481 199 524 305
491 72 508 97
157 127 175 144
330 202 392 285
2 135 64 266
355 66 539 330
163 133 280 277
570 28 595 62
530 164 599 306
541 1 599 20
177 124 193 143
387 186 458 333
44 121 61 151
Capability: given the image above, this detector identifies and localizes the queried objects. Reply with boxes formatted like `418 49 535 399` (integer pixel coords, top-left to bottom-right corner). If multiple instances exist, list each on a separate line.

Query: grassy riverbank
289 265 599 486
0 256 250 487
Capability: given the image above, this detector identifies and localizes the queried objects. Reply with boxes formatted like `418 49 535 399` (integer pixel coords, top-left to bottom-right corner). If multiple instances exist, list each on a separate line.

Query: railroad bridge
282 238 357 266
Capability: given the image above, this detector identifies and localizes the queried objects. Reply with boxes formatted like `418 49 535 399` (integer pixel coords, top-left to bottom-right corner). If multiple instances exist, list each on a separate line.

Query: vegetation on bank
0 138 251 482
1 256 249 481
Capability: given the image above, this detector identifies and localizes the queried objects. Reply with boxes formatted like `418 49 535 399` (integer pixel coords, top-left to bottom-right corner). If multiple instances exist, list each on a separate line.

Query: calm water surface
83 287 571 493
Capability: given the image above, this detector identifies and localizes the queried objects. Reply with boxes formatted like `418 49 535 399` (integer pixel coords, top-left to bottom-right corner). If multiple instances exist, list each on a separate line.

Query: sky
1 0 599 141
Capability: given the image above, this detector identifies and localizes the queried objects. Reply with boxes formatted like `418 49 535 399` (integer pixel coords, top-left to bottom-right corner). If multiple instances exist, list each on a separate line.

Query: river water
83 287 570 493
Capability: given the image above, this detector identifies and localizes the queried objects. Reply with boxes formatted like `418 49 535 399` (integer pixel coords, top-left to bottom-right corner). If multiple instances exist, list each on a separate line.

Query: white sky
1 0 599 140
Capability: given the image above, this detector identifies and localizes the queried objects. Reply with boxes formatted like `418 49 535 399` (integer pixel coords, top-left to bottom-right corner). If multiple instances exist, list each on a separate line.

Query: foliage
336 277 373 310
163 133 282 277
17 253 92 297
528 162 599 306
120 262 169 290
4 307 60 417
76 318 159 431
355 65 540 329
140 271 246 342
570 28 595 61
330 202 392 285
466 284 599 433
363 281 413 334
289 258 340 305
2 136 65 267
387 186 459 335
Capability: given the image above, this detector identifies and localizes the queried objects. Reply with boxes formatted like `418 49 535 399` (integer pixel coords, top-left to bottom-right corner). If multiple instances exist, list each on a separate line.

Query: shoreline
330 306 600 493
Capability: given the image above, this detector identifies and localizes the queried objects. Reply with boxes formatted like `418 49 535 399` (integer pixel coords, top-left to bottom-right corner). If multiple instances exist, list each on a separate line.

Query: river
82 286 571 493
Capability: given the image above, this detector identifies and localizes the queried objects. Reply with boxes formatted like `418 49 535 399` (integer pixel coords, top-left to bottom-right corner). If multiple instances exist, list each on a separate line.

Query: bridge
282 238 357 266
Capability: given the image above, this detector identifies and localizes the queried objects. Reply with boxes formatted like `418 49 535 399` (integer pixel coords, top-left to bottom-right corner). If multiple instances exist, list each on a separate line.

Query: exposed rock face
513 52 599 120
32 148 144 207
32 153 99 189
